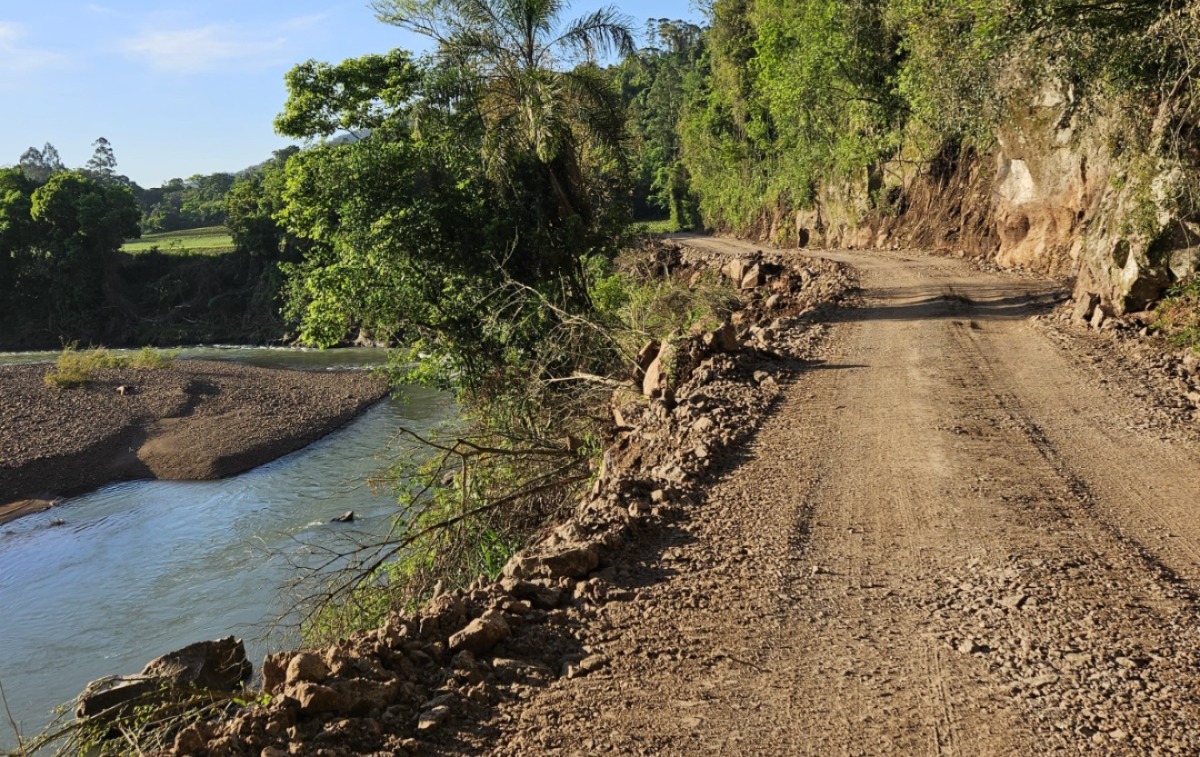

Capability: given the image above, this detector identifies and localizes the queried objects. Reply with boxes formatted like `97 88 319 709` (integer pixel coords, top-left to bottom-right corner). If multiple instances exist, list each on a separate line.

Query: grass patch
43 344 179 389
122 226 237 256
1155 278 1200 352
630 218 679 235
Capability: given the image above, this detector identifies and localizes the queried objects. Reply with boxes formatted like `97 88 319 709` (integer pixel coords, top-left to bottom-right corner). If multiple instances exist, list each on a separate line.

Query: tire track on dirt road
460 239 1200 756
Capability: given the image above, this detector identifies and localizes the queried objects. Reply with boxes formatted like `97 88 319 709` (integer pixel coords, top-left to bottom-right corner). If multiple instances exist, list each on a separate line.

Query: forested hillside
647 0 1200 315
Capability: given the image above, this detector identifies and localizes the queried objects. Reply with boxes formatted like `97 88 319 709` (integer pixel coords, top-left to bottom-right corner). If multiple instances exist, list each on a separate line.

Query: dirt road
473 240 1200 755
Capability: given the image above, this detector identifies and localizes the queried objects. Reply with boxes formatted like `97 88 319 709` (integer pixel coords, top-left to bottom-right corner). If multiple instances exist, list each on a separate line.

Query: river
0 348 456 747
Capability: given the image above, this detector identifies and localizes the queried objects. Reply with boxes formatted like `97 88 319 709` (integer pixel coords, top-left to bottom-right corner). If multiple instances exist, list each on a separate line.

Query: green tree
17 143 65 184
0 168 37 302
225 151 298 259
30 171 141 325
372 0 635 230
616 19 705 226
84 137 119 185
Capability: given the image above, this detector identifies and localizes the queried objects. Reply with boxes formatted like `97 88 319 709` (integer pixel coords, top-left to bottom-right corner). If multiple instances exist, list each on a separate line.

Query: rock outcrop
76 637 251 724
738 79 1199 318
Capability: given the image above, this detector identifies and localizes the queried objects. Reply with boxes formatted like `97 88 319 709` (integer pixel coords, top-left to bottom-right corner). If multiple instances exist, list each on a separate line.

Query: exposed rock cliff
757 80 1200 315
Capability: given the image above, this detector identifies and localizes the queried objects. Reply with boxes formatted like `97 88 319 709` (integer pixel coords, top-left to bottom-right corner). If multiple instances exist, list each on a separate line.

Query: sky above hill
0 0 702 187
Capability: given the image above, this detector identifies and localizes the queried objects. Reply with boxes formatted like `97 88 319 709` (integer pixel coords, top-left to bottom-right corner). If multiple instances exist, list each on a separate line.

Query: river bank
0 360 388 524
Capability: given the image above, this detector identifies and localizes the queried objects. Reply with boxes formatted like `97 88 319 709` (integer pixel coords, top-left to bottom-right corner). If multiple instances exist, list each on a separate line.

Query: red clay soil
0 360 388 524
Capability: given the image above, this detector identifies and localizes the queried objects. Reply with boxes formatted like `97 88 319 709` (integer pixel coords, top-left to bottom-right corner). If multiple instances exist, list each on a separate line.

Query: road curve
474 239 1200 756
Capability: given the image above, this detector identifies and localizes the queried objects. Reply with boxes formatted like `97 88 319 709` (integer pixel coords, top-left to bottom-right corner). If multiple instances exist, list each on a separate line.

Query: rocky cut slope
781 76 1200 321
125 244 855 757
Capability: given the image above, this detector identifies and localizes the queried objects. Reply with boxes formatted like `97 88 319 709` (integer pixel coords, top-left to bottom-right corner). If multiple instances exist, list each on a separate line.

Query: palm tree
373 0 635 223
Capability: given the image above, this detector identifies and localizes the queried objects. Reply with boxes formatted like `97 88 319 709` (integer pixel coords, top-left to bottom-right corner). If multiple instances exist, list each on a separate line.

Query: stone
331 678 400 716
330 510 355 523
711 323 739 352
498 577 561 609
418 593 467 640
448 610 511 655
261 652 290 695
288 682 346 714
141 637 252 692
999 594 1029 611
740 264 763 290
642 343 676 399
503 543 600 580
1073 293 1099 324
635 340 660 374
1090 306 1106 330
417 704 451 732
722 259 748 285
174 725 207 754
285 652 329 686
76 676 163 721
765 294 782 310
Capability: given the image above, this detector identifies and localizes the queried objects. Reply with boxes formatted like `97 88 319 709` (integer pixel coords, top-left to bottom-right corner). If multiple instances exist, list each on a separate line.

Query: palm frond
544 7 636 64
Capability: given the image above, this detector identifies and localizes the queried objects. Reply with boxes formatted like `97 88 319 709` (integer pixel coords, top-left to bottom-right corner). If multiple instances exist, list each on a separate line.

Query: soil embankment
0 360 388 523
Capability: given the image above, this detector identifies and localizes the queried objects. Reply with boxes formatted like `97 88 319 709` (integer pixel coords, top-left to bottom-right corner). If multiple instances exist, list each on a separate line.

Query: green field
122 226 237 256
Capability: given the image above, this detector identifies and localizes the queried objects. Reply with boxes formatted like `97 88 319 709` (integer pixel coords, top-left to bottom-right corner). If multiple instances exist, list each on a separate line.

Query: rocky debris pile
1037 296 1200 428
925 556 1200 754
142 246 853 757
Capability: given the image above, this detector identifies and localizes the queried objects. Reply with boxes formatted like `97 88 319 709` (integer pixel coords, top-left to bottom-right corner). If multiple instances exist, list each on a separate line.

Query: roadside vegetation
1156 278 1200 352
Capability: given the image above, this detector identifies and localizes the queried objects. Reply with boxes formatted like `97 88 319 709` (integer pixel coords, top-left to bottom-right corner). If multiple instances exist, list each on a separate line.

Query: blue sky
0 0 703 187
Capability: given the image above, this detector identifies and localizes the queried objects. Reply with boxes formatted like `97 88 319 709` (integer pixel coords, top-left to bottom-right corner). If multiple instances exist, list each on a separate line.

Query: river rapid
0 348 456 746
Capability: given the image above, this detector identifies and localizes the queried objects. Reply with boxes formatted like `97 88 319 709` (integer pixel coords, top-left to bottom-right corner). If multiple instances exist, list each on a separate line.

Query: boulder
642 343 676 399
1090 306 1107 330
261 652 290 695
635 340 660 374
75 676 163 721
722 259 749 285
287 682 346 714
740 264 763 290
502 543 601 580
1073 293 1099 324
285 651 329 686
140 636 252 692
448 610 511 655
711 323 739 352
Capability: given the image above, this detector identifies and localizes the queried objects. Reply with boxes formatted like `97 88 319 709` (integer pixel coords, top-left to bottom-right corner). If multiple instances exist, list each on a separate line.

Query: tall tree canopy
274 0 637 389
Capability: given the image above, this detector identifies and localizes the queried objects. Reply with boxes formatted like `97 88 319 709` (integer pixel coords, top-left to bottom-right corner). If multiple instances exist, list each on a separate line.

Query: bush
1155 278 1200 352
128 346 179 369
43 344 177 389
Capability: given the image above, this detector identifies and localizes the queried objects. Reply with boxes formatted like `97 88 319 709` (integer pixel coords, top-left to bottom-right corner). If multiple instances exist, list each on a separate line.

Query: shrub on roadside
1155 278 1200 352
